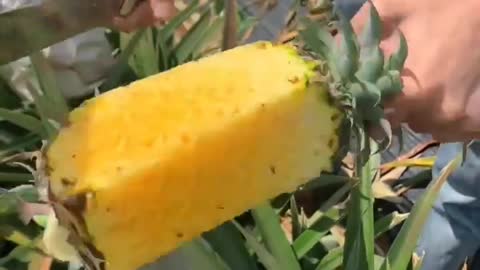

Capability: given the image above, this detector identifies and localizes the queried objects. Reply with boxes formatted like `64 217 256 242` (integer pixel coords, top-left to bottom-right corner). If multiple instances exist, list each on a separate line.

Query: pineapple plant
38 3 410 270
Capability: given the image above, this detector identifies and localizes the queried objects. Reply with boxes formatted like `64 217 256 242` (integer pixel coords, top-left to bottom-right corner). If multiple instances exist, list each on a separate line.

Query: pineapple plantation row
0 0 462 270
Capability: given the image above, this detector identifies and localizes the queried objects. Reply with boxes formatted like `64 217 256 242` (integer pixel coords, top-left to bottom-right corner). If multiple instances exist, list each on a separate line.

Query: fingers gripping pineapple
42 5 407 270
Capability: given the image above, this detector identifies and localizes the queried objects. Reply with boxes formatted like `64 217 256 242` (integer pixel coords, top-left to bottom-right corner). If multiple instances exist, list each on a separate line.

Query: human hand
351 0 480 142
111 0 177 32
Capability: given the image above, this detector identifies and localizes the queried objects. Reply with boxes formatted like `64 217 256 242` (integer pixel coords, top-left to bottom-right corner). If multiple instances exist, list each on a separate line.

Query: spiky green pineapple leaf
350 79 382 110
0 133 39 159
306 182 352 227
174 8 216 63
126 28 159 78
156 0 205 70
357 1 383 81
0 173 32 184
29 51 69 139
301 22 335 57
203 222 259 270
376 69 403 104
314 247 343 270
0 192 24 216
292 208 342 259
299 21 338 80
192 16 225 59
386 31 408 72
161 0 202 39
30 214 48 228
156 30 170 71
251 202 302 270
232 220 280 270
387 70 403 92
23 85 56 139
357 47 384 82
374 211 409 238
5 185 38 202
376 73 395 96
0 109 45 137
380 152 462 270
335 11 360 82
289 195 302 239
236 14 258 41
360 1 382 47
29 52 69 126
101 29 145 91
0 217 38 248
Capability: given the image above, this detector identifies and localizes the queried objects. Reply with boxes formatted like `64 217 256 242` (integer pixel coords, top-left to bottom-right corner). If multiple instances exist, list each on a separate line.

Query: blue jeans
416 142 480 270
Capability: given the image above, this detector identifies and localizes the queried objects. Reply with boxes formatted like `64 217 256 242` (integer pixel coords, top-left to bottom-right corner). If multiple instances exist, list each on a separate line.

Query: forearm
0 0 120 65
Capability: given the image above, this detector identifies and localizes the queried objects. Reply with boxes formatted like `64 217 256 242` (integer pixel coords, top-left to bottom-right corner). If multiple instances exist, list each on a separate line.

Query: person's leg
417 142 480 270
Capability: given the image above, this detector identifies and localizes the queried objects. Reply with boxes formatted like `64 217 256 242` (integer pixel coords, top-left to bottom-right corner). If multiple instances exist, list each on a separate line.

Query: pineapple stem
299 4 407 269
343 126 376 270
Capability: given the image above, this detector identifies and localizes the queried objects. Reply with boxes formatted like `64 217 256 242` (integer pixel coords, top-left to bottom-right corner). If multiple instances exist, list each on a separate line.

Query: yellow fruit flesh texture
46 41 341 270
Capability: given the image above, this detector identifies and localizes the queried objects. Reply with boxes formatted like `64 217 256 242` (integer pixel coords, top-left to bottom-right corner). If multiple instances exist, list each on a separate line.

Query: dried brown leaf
380 140 439 175
412 252 424 270
341 152 355 177
377 151 427 199
280 216 293 243
372 181 403 203
277 31 299 44
329 225 345 247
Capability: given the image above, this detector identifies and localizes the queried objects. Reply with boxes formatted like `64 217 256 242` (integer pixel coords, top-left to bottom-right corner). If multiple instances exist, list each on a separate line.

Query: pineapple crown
298 1 407 158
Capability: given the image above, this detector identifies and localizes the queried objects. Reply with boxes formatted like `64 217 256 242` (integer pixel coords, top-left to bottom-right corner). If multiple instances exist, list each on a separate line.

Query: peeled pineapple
43 6 407 270
46 41 340 270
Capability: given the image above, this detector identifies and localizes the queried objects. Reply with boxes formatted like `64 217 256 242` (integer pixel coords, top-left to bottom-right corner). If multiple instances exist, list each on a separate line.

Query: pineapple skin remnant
45 41 342 270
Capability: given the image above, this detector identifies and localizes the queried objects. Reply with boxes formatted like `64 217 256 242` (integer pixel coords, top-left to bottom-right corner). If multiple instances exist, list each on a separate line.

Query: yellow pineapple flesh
45 41 342 270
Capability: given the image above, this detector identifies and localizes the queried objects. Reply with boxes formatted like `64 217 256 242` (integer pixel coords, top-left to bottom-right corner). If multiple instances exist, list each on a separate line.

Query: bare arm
0 0 176 65
0 0 123 65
